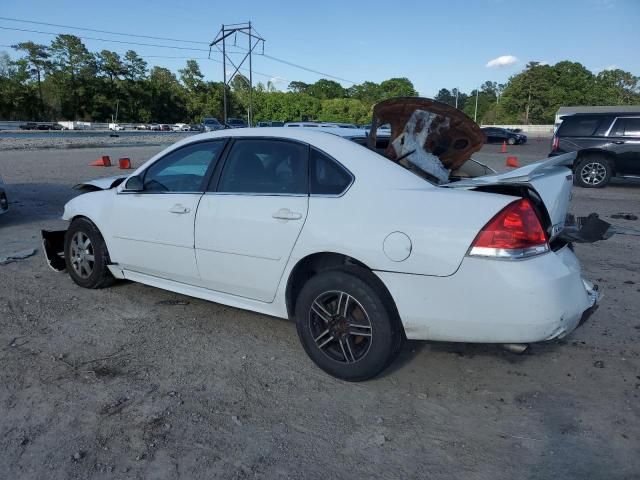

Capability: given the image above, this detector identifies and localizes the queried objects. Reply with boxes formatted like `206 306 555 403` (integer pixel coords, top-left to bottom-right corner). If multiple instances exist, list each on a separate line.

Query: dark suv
550 113 640 187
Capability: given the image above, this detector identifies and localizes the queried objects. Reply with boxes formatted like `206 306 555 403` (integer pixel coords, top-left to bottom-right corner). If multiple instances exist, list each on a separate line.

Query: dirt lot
1 139 639 479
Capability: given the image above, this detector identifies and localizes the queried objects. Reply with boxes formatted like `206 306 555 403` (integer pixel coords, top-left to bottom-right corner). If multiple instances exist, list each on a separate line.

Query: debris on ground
156 299 190 306
611 213 638 221
0 248 37 265
593 360 605 368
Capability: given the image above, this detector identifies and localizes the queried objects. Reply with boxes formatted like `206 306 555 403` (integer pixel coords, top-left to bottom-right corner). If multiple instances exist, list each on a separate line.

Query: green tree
379 77 418 98
307 79 346 99
48 34 97 119
12 41 50 118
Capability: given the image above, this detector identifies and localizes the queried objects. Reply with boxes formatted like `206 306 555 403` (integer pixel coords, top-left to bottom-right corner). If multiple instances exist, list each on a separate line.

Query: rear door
607 117 640 175
195 138 309 302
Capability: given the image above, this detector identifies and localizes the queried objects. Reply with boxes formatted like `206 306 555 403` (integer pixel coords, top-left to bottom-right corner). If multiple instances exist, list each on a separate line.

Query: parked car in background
19 122 39 130
190 124 203 132
109 123 125 131
172 123 190 132
160 124 171 131
550 112 640 188
481 127 527 145
257 121 270 127
135 124 149 130
150 124 161 131
203 117 224 132
226 118 248 128
270 121 285 127
0 174 8 215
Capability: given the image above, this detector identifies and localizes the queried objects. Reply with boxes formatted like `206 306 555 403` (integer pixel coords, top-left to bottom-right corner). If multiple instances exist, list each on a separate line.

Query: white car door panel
110 193 201 283
195 138 309 302
195 195 308 301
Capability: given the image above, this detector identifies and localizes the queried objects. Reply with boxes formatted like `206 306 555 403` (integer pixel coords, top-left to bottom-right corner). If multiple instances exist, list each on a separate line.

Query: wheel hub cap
308 290 373 364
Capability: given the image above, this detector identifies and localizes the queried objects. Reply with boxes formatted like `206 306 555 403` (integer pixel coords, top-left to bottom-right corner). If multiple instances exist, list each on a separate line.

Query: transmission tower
209 22 265 126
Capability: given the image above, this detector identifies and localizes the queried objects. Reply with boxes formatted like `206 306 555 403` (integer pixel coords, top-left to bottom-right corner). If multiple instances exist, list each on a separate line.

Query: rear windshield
557 116 603 137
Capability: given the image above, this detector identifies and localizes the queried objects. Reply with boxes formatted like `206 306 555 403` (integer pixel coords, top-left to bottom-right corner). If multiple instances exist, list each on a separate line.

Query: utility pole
474 88 479 123
455 88 459 109
209 22 265 126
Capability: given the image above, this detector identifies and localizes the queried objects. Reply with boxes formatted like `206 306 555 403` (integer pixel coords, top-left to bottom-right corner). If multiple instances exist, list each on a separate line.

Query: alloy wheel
580 162 607 186
69 231 95 279
308 290 372 364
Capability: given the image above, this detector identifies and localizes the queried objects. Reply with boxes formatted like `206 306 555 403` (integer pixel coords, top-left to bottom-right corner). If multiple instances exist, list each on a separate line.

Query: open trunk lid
446 152 577 240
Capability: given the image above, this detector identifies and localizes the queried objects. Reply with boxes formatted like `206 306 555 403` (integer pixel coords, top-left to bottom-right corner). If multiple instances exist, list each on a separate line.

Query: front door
195 138 309 302
108 140 226 284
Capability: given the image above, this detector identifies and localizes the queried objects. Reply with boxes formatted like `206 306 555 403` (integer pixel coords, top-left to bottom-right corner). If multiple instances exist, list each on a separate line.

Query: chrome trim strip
468 244 549 259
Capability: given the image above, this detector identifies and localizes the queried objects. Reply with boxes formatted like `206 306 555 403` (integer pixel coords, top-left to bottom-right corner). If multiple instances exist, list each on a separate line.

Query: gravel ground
0 132 192 151
0 139 639 479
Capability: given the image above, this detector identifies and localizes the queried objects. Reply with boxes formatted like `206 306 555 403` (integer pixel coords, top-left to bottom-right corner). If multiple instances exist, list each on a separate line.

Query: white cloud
604 64 619 71
486 55 518 68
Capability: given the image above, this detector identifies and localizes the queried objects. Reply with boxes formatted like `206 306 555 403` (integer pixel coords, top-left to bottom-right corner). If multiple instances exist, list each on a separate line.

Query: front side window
310 148 353 195
217 139 308 194
143 140 225 192
611 118 640 137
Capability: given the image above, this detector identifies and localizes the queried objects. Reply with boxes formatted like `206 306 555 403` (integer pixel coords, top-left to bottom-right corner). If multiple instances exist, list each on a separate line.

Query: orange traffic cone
506 156 520 168
501 141 507 153
118 157 132 169
89 155 111 167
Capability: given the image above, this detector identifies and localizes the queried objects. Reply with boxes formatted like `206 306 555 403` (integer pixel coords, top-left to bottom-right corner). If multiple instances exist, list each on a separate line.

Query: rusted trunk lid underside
368 97 485 183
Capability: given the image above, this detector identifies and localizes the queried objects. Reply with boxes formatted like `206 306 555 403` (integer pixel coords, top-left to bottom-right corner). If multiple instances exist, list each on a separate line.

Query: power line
0 16 209 45
0 16 360 84
0 25 211 52
261 54 355 84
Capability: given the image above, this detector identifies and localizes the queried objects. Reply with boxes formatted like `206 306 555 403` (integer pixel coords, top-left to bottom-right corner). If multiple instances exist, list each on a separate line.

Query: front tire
295 269 403 381
574 156 612 188
64 218 115 289
507 137 516 145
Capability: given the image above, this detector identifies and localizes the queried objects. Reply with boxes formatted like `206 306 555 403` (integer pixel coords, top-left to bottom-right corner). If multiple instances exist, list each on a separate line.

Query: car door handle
169 204 191 214
612 140 625 144
272 208 302 221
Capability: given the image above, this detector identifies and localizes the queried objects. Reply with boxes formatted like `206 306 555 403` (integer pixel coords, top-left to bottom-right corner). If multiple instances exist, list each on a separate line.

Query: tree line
0 34 638 125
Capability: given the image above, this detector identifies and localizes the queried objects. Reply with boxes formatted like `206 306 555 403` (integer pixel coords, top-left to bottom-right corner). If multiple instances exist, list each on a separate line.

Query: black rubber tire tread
295 267 404 381
64 217 116 289
574 155 612 188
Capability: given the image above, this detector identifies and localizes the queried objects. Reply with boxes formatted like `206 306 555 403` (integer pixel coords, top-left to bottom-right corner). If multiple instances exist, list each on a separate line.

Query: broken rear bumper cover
375 244 598 343
41 230 66 272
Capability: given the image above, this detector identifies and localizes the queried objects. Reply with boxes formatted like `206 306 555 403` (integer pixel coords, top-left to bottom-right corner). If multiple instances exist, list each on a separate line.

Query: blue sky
1 0 638 96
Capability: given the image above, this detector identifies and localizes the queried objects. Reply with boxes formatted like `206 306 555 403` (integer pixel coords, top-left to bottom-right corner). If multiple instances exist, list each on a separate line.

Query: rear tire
574 156 612 188
64 218 115 289
295 268 403 381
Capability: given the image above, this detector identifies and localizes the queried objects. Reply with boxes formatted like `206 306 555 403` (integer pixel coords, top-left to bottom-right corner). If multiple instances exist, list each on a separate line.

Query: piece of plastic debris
0 248 37 265
611 213 638 221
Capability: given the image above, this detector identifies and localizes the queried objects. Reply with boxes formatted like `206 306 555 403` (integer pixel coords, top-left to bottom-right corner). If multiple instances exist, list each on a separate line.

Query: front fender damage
41 229 66 272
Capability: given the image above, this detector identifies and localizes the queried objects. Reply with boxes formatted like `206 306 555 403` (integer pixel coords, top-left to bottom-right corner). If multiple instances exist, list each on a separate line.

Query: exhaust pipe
501 343 529 354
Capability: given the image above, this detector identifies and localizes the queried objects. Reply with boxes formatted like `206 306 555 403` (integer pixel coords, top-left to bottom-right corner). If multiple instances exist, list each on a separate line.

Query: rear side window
557 116 602 137
610 118 640 137
310 148 352 195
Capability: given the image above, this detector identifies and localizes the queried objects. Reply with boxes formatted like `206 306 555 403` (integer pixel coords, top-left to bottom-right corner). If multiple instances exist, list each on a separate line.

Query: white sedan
42 127 601 380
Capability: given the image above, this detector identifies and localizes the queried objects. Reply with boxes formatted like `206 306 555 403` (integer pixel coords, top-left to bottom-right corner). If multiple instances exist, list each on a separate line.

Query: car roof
133 127 430 192
561 112 640 118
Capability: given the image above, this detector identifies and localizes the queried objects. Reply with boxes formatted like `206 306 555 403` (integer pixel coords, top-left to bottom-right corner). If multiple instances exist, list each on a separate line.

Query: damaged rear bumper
375 245 598 343
41 229 67 272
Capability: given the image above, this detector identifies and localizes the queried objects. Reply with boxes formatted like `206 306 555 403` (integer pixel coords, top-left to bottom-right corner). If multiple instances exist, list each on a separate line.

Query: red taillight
470 199 549 258
551 136 559 151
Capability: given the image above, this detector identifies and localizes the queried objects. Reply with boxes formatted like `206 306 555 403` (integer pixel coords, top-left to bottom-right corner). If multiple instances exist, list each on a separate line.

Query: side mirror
123 175 144 192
